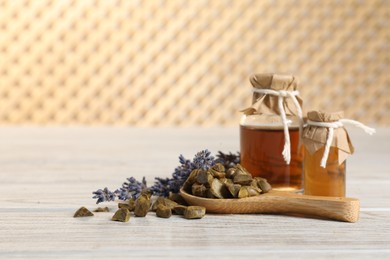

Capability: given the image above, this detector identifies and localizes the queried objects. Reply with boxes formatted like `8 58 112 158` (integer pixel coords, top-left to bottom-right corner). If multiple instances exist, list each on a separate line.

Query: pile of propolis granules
74 152 272 222
73 192 206 222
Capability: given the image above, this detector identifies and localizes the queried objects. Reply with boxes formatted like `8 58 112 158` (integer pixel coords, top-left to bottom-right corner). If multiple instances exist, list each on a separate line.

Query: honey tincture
240 73 304 192
303 110 375 197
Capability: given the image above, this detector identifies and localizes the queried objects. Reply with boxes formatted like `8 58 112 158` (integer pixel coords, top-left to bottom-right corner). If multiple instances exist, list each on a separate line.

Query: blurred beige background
0 0 388 126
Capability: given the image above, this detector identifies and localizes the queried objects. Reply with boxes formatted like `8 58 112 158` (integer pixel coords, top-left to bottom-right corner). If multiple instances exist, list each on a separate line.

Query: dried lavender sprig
192 150 215 170
150 149 216 196
215 151 240 169
115 176 147 201
92 187 116 204
150 177 171 197
93 150 231 203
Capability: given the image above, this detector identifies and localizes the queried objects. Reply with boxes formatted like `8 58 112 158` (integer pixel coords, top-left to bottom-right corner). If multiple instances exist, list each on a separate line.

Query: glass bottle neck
240 114 301 130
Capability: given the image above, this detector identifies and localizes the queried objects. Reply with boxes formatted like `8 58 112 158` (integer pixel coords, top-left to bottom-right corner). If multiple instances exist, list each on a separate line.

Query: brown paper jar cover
241 73 303 122
302 111 355 165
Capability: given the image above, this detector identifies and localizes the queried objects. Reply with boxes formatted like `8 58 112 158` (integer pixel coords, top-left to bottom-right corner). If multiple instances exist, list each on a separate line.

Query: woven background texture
0 0 388 126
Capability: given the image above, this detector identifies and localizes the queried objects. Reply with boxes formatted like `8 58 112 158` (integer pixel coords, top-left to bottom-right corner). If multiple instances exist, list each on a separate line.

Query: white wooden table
0 127 389 259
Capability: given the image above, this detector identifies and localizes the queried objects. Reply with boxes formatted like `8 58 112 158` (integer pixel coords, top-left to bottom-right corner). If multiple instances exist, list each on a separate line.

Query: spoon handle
261 191 360 222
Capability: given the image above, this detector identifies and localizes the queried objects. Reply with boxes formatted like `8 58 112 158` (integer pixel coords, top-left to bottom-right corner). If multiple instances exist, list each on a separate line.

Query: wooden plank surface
0 127 389 259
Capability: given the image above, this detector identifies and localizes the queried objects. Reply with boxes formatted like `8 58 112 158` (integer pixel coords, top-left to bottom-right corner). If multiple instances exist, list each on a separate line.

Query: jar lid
303 110 354 165
250 73 299 91
307 111 344 122
242 73 303 118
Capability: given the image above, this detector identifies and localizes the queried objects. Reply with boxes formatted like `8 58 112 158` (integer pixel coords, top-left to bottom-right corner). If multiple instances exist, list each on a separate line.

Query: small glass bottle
240 73 304 192
304 147 346 196
302 111 351 197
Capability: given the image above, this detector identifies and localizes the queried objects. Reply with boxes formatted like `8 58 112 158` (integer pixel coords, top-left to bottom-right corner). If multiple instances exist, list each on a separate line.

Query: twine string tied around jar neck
252 88 303 165
306 119 376 168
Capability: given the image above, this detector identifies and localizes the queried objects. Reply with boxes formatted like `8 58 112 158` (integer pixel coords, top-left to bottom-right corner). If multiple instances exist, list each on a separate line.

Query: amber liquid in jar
240 125 304 191
304 147 346 197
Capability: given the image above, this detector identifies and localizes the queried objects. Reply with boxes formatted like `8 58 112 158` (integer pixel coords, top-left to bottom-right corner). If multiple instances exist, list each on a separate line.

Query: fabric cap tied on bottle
303 111 375 168
241 73 304 164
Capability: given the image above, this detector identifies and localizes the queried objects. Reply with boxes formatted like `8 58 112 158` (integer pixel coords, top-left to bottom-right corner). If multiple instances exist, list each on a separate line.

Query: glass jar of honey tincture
240 74 304 192
302 111 375 197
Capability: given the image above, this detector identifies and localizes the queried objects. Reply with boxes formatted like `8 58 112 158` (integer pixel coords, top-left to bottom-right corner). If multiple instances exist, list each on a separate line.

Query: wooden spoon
180 188 360 222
